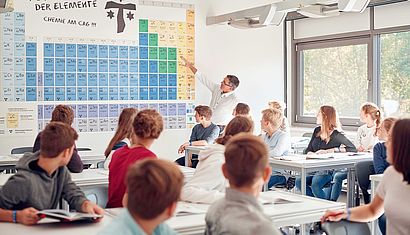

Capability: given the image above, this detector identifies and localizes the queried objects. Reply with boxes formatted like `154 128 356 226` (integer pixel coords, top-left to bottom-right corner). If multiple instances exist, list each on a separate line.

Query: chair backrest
82 186 108 208
322 220 371 235
77 147 92 151
302 132 313 138
11 147 33 154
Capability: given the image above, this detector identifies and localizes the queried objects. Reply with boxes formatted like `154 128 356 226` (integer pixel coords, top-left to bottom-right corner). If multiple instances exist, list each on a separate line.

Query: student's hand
316 149 329 154
321 209 347 223
17 207 40 225
307 151 316 155
81 200 104 222
357 145 365 152
178 142 188 154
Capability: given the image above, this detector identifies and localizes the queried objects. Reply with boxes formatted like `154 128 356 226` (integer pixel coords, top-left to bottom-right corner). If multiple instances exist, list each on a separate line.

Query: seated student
0 122 103 225
175 105 219 168
260 108 291 188
295 105 356 200
356 118 396 235
355 102 381 152
103 108 138 169
107 109 163 208
232 103 251 117
356 117 397 204
33 104 83 173
181 116 254 204
99 159 183 235
329 103 381 202
205 134 281 235
322 119 410 235
268 100 290 133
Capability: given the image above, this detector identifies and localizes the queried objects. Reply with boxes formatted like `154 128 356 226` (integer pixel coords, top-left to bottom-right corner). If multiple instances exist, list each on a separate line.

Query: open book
37 209 102 222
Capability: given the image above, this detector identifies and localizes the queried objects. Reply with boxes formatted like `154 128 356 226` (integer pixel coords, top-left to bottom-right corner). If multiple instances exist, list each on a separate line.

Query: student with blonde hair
205 134 281 235
322 119 410 235
107 109 163 208
181 116 254 204
355 117 397 234
103 108 138 169
99 159 183 235
268 100 290 133
356 102 382 152
260 108 291 188
296 105 356 200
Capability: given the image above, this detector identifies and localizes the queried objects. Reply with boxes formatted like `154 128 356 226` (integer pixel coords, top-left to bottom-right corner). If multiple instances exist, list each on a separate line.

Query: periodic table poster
0 0 196 136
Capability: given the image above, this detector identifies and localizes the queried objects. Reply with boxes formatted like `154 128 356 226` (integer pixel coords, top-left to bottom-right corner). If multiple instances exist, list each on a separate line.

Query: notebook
37 209 102 222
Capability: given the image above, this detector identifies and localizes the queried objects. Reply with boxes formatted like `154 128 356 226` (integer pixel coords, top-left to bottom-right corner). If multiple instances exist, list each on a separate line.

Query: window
380 31 410 117
295 38 370 125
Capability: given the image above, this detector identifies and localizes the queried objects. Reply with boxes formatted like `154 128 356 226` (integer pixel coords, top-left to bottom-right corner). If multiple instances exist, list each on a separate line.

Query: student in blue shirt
260 108 291 188
99 158 183 235
176 105 220 168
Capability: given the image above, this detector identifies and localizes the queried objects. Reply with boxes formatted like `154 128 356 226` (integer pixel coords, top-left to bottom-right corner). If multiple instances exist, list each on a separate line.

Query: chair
11 147 33 154
82 186 108 208
302 132 313 138
77 147 92 151
322 220 371 235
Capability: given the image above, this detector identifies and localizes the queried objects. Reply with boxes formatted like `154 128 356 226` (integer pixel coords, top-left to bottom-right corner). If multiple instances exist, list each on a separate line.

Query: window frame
290 10 410 129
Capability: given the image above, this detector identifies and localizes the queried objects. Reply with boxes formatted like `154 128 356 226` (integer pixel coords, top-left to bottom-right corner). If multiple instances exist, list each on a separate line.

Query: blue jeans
268 175 286 188
329 171 347 201
296 173 333 199
378 214 386 235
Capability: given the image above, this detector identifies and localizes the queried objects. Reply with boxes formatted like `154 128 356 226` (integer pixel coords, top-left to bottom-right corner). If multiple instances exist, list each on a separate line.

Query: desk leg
184 149 189 167
300 169 307 235
301 168 306 196
347 168 355 208
370 180 377 235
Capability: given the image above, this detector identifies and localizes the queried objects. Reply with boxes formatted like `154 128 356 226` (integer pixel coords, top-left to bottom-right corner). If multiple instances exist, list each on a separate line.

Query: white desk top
270 153 373 169
0 167 195 188
0 152 105 167
0 190 345 235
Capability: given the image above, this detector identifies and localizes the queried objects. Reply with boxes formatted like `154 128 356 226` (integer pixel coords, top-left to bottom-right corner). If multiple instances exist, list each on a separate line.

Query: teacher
181 57 239 132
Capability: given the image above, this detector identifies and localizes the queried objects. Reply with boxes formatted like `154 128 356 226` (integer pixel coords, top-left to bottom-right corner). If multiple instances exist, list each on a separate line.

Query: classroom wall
0 0 285 159
196 0 285 134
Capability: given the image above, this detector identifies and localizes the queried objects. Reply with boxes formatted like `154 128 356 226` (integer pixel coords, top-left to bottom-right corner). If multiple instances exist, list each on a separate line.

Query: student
356 117 397 204
175 105 220 168
181 116 254 204
205 134 281 235
260 108 291 188
99 159 182 235
0 122 103 225
295 105 357 200
268 100 290 133
33 104 83 173
103 108 138 169
355 102 381 152
107 109 163 208
232 102 251 117
322 119 410 235
181 56 239 132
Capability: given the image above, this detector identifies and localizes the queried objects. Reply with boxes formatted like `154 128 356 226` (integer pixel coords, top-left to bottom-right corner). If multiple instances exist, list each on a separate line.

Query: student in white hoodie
181 116 254 204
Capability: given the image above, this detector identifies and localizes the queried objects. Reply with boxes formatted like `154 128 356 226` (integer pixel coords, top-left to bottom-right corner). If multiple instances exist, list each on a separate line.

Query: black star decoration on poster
127 11 134 20
105 0 136 33
107 10 114 19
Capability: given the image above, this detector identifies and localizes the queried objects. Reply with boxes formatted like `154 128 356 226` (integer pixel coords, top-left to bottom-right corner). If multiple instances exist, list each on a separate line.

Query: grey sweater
0 152 87 211
205 188 281 235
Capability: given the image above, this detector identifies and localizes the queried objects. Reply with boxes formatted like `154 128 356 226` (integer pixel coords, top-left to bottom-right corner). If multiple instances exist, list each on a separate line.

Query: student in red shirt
107 109 164 208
